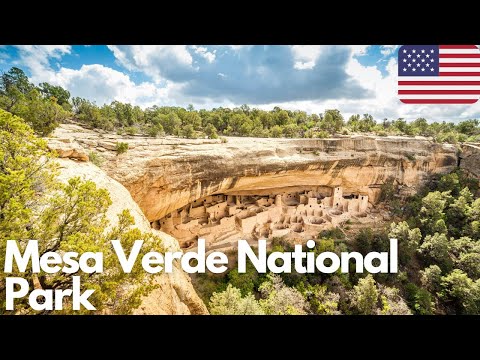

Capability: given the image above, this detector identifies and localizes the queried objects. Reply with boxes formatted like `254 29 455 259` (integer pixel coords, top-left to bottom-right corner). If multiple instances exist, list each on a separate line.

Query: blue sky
0 45 479 121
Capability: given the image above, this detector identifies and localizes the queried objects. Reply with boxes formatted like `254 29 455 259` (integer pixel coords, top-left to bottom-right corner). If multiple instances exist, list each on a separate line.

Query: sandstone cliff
54 158 208 315
51 124 458 223
461 143 480 179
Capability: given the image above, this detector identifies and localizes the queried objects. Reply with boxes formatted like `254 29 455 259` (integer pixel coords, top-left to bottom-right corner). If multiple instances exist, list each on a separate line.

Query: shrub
146 124 164 138
315 130 330 139
220 137 228 143
205 123 218 139
318 227 345 240
182 124 197 139
88 151 104 167
379 179 398 203
115 142 129 154
124 127 136 136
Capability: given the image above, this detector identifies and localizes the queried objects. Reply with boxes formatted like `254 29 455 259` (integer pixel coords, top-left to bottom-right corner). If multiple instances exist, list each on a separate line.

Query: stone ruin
152 186 369 251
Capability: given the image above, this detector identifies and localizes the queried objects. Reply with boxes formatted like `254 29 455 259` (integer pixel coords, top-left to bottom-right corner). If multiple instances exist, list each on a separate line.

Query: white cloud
191 46 216 63
14 45 72 83
51 64 181 106
380 45 399 56
349 45 370 56
11 45 182 108
291 45 324 70
107 45 194 82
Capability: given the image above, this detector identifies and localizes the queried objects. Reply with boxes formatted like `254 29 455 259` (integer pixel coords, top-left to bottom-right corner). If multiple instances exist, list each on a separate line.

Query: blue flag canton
398 45 439 76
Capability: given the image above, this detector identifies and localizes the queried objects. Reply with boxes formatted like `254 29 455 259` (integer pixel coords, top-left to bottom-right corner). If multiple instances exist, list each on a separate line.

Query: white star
431 59 434 62
426 54 430 58
430 49 434 53
408 54 412 58
417 54 421 58
421 49 425 53
403 58 407 62
403 68 407 72
421 68 425 71
421 59 425 62
412 49 416 53
412 68 416 72
412 59 416 62
417 63 421 67
403 49 407 53
430 68 434 71
426 63 430 67
407 63 412 67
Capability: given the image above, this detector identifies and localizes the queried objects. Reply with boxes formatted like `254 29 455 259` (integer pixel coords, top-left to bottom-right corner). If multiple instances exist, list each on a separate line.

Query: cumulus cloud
9 46 180 107
349 45 370 56
186 45 371 104
290 45 324 70
14 45 72 83
52 64 181 106
191 46 216 63
107 45 195 83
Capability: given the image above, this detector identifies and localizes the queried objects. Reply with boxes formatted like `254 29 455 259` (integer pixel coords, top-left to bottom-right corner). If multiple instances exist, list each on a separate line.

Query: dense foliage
203 170 480 315
0 109 163 314
1 67 480 142
0 67 70 136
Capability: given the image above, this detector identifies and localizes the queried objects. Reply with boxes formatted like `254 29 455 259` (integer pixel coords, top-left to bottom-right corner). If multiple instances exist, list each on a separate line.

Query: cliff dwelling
152 186 370 251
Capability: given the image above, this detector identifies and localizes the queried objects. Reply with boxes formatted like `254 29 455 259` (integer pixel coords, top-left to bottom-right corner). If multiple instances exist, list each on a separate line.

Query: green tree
38 82 71 106
258 274 309 314
227 262 259 296
181 124 197 139
410 118 429 136
205 123 218 139
419 191 451 234
274 110 290 126
418 233 452 270
17 90 70 136
446 187 473 237
209 284 264 315
377 286 411 315
0 110 162 313
351 274 379 315
439 269 480 314
0 109 56 245
301 283 340 315
347 114 361 131
420 265 443 293
321 109 344 134
0 67 34 111
389 221 422 264
163 113 182 135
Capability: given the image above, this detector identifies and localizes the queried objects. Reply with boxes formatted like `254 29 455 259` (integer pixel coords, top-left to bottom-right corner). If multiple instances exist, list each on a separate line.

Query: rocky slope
54 158 208 315
51 124 458 223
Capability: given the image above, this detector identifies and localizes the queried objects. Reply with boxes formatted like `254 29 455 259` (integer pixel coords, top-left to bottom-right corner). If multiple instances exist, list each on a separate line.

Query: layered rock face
54 158 208 315
461 143 480 178
51 125 458 223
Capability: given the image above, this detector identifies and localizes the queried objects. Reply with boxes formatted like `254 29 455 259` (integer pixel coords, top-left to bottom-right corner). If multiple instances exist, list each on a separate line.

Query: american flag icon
398 45 480 104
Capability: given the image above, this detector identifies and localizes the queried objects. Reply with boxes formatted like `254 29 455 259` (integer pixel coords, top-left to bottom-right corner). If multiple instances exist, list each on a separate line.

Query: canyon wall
55 158 208 315
51 125 458 223
461 143 480 178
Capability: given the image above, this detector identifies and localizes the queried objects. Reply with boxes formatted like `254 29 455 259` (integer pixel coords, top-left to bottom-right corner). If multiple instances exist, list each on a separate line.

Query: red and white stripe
399 45 480 104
